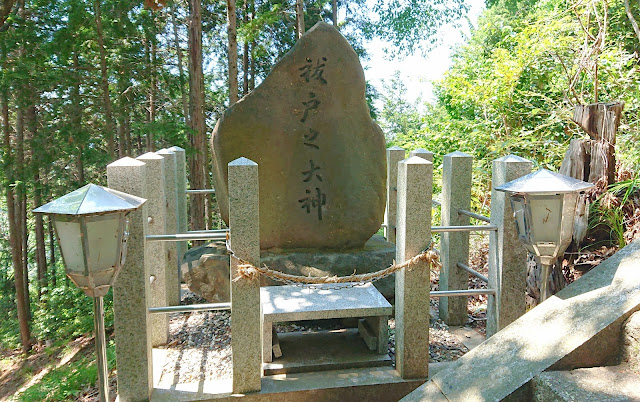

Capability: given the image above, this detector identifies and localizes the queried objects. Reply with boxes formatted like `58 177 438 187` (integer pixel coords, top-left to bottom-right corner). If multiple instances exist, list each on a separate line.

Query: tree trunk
94 0 116 160
572 102 623 186
34 173 47 300
227 0 238 104
1 93 31 353
624 0 640 45
332 0 337 26
296 0 304 38
188 0 206 236
242 0 249 96
146 27 157 152
48 218 56 287
172 3 190 127
72 52 85 183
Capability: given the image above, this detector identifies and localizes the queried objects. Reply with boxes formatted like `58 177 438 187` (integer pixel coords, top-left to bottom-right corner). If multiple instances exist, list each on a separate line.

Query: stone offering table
260 283 392 363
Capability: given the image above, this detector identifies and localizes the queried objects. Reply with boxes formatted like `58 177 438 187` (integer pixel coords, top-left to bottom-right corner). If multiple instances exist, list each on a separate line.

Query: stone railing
384 147 533 334
106 145 534 400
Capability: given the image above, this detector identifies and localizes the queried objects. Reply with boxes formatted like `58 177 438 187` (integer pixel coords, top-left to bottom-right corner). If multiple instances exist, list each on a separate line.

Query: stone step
402 239 640 401
532 366 640 401
262 329 391 376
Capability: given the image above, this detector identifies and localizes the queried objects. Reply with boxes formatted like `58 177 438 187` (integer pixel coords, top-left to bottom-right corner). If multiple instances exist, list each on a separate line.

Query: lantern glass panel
85 214 121 273
54 219 84 273
529 195 563 243
510 195 528 241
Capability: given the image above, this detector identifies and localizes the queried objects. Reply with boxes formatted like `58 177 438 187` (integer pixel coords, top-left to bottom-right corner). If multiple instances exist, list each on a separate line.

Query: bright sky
362 0 486 107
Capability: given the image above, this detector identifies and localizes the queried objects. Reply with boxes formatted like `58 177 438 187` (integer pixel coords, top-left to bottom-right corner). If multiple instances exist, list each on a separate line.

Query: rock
183 250 231 303
181 235 396 302
211 22 386 250
622 311 640 372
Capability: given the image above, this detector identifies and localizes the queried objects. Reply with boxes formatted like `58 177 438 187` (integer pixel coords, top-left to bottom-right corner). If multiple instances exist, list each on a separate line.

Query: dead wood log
572 102 624 144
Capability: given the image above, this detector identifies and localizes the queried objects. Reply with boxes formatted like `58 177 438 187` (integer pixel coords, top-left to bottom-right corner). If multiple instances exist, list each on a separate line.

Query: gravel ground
159 287 477 383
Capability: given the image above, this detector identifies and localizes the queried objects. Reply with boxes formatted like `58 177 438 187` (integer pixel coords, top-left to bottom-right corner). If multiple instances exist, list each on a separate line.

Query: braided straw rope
232 248 441 285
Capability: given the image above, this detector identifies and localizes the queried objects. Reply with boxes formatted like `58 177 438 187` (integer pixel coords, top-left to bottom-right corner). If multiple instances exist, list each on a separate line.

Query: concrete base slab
151 366 424 401
533 366 640 401
263 329 391 375
449 326 485 351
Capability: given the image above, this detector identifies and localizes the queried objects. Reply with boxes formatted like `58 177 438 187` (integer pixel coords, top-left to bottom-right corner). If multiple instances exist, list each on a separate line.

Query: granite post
439 151 473 326
386 146 406 243
157 149 180 305
107 157 152 401
410 148 434 162
136 152 169 347
395 156 432 379
228 157 262 393
487 155 532 337
168 146 188 286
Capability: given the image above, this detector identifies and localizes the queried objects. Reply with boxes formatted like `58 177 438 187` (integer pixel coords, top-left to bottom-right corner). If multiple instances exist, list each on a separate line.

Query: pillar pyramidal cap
495 169 594 194
33 183 146 216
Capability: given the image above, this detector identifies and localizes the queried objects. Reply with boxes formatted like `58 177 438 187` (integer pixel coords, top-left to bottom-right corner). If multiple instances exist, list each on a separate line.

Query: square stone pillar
168 146 187 285
440 151 473 326
228 157 262 393
395 156 432 379
386 146 406 243
157 149 180 306
107 157 152 402
410 148 434 162
136 152 169 347
487 155 532 337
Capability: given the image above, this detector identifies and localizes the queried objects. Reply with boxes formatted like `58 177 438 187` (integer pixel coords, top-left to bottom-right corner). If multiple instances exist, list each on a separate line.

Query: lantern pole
540 263 552 302
93 296 109 402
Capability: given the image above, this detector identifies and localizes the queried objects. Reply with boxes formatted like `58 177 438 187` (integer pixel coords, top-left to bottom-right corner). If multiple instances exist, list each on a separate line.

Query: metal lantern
495 169 593 301
34 183 146 297
34 183 145 402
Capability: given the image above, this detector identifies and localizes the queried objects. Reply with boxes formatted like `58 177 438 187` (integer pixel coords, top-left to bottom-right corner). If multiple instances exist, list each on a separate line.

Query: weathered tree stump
527 101 623 304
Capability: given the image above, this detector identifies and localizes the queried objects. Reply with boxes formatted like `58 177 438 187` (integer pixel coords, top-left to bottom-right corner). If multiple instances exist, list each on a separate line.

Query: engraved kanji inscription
301 159 322 182
304 128 320 149
299 57 328 84
300 92 320 123
298 187 327 221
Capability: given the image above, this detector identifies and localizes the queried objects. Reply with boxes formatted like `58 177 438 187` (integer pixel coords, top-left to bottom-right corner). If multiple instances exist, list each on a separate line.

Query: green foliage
33 269 114 342
16 339 116 401
589 175 640 248
365 0 470 56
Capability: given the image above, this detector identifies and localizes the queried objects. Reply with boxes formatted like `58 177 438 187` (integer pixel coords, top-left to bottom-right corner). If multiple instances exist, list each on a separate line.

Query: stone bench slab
260 283 393 322
260 283 392 362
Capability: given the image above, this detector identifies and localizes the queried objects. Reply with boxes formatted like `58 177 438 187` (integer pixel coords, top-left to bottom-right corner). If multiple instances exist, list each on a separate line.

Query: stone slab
402 239 640 401
261 283 392 322
449 326 485 351
211 22 386 250
533 366 640 401
152 366 423 401
262 329 391 375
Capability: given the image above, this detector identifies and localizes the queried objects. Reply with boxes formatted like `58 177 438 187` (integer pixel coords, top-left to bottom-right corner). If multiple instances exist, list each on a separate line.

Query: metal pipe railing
431 289 495 297
431 225 497 233
149 302 231 314
187 229 229 234
186 189 216 194
456 262 488 283
457 208 490 223
146 233 227 242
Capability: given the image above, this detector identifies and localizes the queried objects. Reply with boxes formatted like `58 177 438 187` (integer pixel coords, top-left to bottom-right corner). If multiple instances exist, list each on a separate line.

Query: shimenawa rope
228 244 440 288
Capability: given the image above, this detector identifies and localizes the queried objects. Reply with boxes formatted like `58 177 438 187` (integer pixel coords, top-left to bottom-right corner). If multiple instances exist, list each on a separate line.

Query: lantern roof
34 184 146 216
495 169 594 194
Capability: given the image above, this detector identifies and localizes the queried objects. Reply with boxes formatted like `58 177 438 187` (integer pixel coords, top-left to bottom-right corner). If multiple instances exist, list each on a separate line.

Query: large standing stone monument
211 22 386 250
